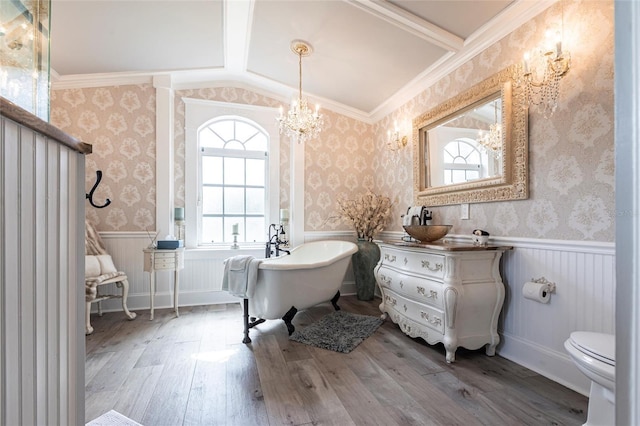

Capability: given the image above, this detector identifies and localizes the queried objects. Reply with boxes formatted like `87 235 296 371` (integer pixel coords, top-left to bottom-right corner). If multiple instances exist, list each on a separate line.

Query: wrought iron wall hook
86 170 111 208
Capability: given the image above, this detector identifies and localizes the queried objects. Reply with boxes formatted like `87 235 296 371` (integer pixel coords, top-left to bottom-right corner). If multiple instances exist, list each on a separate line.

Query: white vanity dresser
375 241 511 363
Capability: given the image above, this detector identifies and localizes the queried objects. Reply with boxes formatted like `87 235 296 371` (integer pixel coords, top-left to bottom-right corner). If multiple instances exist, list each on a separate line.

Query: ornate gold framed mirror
413 65 528 206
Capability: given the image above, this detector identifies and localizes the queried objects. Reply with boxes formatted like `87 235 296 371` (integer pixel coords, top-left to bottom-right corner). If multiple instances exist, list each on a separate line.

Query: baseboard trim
91 290 241 314
498 332 590 396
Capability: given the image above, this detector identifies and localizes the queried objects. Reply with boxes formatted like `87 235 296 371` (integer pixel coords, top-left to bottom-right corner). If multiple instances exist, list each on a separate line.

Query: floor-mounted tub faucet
265 223 290 258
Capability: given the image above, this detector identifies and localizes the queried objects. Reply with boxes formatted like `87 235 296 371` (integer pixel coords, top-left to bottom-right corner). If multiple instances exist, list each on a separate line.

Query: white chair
85 221 136 334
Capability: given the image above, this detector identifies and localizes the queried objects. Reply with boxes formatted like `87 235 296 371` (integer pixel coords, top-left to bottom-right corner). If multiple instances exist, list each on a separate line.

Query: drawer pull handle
403 304 408 312
384 254 397 262
399 280 404 288
404 257 408 265
422 261 443 272
417 288 438 299
420 311 442 326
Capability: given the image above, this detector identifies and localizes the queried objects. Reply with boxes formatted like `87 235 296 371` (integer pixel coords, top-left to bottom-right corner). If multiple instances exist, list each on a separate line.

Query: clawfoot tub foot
243 299 252 343
282 306 298 335
242 299 267 343
331 291 341 311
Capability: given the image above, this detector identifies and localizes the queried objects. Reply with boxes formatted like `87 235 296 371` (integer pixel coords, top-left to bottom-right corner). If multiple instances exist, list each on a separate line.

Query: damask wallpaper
170 88 375 235
376 0 614 241
51 0 613 242
50 85 157 230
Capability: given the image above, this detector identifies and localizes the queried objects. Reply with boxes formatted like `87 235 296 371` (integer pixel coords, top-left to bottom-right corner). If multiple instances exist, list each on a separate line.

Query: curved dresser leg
282 306 298 335
119 278 137 320
380 312 388 320
445 350 456 364
485 342 497 357
331 291 341 311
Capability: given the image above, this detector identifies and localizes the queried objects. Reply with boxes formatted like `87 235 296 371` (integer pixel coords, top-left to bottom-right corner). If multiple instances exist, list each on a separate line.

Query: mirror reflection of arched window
443 138 482 184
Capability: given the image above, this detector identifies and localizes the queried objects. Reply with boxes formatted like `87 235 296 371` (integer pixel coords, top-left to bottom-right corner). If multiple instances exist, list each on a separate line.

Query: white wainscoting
1 114 85 425
97 234 257 312
494 236 615 397
97 231 357 314
96 230 614 395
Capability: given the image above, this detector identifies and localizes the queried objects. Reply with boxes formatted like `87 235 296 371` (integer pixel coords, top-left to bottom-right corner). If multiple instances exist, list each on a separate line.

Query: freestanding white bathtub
242 240 358 343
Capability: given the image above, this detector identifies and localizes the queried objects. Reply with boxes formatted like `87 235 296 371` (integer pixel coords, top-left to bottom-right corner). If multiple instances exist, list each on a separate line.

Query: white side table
143 247 185 320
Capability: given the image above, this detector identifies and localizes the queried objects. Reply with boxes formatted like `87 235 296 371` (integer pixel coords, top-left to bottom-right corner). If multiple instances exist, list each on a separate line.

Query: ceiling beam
347 0 464 52
224 0 254 73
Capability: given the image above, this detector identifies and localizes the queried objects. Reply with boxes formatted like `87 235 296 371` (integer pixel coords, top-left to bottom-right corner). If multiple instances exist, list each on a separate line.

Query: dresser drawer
154 251 177 259
380 246 445 280
376 266 443 309
383 289 445 334
154 259 177 269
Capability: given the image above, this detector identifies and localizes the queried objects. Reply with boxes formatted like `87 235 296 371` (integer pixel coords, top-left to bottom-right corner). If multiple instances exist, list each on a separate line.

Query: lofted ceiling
49 0 554 122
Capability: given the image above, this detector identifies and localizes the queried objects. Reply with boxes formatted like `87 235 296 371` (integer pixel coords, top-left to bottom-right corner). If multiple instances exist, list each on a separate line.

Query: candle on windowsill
280 208 289 223
232 223 239 235
174 207 185 221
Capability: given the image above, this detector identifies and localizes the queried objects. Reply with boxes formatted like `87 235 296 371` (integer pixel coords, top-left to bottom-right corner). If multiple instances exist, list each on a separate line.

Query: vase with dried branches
336 192 392 300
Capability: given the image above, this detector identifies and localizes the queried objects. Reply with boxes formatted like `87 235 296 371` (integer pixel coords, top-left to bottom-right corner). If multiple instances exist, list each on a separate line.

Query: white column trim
290 138 305 247
615 0 640 423
153 75 175 239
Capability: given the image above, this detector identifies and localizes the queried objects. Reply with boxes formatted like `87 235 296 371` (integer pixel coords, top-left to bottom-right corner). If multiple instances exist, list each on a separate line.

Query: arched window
443 138 482 184
198 117 268 244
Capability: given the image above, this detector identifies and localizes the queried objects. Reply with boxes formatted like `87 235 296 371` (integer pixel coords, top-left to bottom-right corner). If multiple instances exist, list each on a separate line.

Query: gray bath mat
290 310 383 353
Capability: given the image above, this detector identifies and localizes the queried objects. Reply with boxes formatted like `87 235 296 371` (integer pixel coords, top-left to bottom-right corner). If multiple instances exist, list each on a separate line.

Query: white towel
403 206 424 226
222 255 262 298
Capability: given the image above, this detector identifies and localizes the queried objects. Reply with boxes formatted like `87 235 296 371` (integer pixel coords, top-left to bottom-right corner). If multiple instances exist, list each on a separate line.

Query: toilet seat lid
569 331 615 366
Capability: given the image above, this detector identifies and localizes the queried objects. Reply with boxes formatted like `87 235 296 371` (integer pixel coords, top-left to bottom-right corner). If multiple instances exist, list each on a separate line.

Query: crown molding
51 71 153 90
369 0 556 121
51 67 376 124
50 0 555 126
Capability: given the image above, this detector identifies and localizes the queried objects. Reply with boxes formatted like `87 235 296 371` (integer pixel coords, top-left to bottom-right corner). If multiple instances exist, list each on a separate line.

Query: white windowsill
184 244 266 260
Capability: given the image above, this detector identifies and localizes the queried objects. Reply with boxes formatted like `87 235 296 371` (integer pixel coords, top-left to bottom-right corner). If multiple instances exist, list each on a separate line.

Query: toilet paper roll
522 281 551 303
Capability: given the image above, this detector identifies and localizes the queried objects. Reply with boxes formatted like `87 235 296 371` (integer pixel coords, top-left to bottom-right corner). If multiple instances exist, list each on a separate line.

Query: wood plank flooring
85 296 588 425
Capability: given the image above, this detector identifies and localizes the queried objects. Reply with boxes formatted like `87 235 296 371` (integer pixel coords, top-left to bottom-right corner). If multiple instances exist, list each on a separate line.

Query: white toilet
564 331 615 426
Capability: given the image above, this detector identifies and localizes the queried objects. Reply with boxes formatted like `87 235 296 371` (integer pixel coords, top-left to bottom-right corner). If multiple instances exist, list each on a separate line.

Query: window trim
199 123 268 245
184 98 280 249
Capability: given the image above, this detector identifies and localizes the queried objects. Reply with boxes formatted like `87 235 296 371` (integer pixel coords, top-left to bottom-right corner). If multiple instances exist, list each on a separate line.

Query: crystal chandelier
519 3 571 118
277 40 323 143
477 100 502 156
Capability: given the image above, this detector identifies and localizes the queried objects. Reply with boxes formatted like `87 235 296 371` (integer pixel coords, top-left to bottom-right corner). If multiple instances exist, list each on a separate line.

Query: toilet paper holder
531 277 556 295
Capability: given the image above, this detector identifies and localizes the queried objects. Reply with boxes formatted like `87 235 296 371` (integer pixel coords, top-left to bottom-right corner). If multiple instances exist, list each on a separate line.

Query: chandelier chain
276 41 323 144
